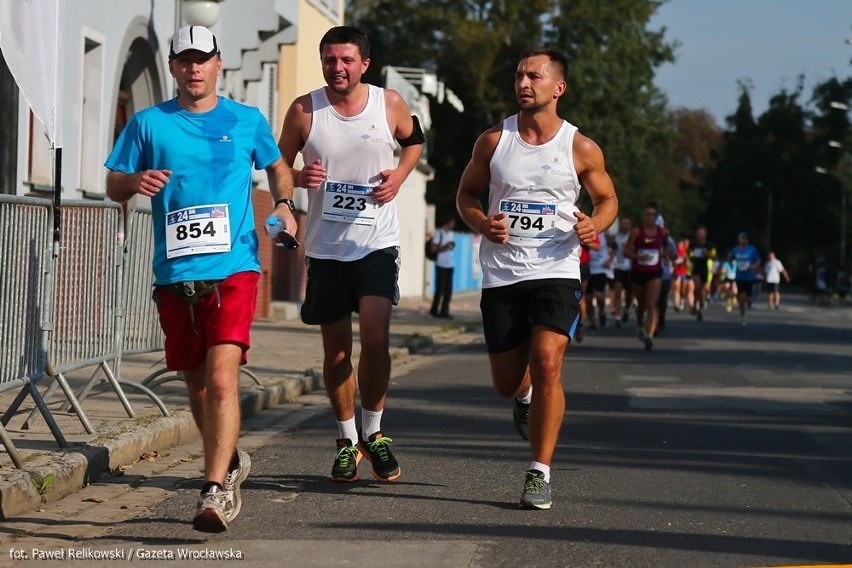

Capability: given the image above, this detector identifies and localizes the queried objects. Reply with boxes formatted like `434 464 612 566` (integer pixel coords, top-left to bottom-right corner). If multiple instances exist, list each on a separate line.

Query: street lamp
815 165 848 268
755 181 772 251
182 0 222 27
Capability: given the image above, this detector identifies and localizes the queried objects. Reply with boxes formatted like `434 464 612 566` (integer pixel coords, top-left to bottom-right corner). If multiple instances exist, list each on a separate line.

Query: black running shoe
513 399 530 440
360 432 401 481
331 438 361 482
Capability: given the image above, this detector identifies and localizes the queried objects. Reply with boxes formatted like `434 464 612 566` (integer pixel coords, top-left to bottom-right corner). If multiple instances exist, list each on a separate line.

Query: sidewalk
0 291 482 519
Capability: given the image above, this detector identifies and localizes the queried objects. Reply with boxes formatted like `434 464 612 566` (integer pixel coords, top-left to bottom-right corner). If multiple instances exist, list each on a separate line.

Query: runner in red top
625 202 668 350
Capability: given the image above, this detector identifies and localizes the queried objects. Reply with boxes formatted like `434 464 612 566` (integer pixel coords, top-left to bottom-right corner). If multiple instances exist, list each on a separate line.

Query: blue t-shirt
105 97 281 284
729 244 760 282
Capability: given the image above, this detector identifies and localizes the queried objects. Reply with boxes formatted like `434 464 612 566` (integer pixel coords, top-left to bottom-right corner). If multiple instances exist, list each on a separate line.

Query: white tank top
302 85 399 260
614 231 632 271
480 114 582 288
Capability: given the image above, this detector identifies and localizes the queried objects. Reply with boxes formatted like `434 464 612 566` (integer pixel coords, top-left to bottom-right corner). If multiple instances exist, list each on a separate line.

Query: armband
396 115 426 147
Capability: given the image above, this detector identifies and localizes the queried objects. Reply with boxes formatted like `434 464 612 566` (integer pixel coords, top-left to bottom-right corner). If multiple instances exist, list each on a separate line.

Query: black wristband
274 198 296 211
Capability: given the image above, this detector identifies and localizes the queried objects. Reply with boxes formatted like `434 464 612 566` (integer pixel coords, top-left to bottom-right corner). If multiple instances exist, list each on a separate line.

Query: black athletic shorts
736 279 755 298
480 278 582 353
630 270 663 286
301 247 400 325
587 272 609 294
613 269 632 288
692 264 710 284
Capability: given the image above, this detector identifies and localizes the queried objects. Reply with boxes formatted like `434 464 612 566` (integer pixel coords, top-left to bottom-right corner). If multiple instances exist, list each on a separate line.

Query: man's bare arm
456 127 508 243
106 169 171 203
573 133 618 245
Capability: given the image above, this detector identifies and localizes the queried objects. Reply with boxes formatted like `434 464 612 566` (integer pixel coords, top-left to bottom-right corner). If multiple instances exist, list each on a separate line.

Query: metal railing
0 196 67 468
23 202 168 436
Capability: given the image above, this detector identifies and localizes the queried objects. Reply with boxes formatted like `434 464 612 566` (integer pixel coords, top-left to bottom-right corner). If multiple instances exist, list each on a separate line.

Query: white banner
0 0 64 148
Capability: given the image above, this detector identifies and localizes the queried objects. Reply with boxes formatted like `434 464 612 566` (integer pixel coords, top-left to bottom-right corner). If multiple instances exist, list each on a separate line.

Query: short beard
518 98 547 113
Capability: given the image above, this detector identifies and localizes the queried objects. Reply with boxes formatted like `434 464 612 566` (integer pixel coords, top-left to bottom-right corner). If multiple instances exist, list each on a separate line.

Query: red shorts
155 271 259 371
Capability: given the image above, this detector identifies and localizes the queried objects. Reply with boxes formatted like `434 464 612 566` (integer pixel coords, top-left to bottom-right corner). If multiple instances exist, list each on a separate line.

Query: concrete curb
0 374 319 520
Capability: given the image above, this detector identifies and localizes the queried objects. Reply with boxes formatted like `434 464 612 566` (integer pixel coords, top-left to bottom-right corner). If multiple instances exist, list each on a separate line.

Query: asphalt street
3 294 851 567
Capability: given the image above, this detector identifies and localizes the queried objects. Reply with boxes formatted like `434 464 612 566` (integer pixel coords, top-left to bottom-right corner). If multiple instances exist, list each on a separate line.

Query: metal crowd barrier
119 207 177 389
0 196 67 468
121 208 163 357
22 201 167 436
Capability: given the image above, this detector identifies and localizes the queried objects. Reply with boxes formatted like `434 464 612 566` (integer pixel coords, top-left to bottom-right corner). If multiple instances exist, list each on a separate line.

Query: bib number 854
176 221 217 240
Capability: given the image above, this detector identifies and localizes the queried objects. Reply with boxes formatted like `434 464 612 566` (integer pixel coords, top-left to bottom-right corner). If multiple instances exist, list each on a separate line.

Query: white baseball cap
169 25 219 59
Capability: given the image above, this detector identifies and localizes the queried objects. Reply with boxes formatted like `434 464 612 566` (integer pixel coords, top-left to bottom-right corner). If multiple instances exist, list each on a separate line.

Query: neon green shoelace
367 436 393 462
524 476 546 495
335 445 358 467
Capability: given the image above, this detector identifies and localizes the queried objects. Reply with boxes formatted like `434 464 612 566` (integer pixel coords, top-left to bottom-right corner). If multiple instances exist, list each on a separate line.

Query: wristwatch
274 198 296 211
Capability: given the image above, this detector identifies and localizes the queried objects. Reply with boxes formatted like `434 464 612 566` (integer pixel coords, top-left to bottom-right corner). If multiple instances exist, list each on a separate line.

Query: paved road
3 296 851 567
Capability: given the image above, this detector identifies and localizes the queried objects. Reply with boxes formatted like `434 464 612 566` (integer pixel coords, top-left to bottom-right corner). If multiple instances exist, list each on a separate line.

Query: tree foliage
345 2 852 275
346 0 676 222
702 77 852 275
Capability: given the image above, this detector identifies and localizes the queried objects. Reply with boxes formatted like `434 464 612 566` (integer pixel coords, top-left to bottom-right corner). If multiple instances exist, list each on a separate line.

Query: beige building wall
275 0 342 140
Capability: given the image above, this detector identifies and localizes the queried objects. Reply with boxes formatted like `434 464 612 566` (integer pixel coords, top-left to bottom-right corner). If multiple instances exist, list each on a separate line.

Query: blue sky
649 0 851 125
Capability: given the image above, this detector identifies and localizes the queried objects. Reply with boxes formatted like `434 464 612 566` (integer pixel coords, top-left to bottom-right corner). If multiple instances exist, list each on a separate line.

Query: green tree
346 0 677 224
702 76 852 276
546 0 676 218
658 107 721 237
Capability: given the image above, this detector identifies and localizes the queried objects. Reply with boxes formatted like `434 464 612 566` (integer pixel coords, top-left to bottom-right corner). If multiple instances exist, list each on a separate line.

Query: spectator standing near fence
456 48 618 509
276 26 424 483
104 26 297 533
429 216 457 318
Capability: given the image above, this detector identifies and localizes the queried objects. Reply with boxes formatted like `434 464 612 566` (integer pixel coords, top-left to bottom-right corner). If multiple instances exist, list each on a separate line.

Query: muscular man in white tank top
457 49 618 510
277 26 424 484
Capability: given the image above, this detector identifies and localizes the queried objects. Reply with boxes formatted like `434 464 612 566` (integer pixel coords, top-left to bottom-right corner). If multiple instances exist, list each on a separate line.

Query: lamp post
814 96 851 268
172 1 222 96
181 0 222 27
755 181 772 251
815 164 848 268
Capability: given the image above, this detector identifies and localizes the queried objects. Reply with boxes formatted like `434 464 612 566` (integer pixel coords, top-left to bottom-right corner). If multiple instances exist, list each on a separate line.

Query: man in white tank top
457 49 618 510
277 26 423 483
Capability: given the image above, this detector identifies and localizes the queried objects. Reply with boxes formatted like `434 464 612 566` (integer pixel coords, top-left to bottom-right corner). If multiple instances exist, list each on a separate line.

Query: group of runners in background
576 202 798 351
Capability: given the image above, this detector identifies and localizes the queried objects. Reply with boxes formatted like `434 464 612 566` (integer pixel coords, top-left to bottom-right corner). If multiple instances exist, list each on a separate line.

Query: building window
79 37 104 194
0 54 19 195
307 0 340 21
28 110 52 189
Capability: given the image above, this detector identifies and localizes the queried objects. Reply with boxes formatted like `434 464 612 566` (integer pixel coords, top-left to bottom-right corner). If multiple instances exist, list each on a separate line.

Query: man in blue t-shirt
104 25 296 534
727 231 761 325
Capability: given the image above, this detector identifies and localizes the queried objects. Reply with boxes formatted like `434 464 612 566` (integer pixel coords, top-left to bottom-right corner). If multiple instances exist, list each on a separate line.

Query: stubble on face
515 55 560 113
321 43 367 97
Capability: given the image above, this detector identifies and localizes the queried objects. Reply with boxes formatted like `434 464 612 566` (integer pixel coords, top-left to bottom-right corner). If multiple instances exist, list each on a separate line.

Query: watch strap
275 198 296 211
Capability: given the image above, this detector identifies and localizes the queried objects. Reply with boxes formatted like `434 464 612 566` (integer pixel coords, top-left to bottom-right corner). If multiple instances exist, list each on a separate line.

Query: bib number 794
508 215 545 231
